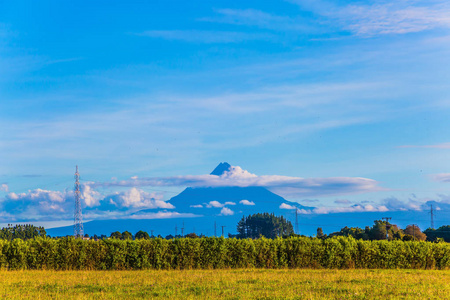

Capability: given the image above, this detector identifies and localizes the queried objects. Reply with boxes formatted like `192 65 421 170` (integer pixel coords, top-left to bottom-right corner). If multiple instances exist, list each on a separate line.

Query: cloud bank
90 165 382 198
0 186 176 222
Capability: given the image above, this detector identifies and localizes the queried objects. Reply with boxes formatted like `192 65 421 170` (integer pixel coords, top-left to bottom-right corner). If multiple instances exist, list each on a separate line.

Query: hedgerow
0 236 449 270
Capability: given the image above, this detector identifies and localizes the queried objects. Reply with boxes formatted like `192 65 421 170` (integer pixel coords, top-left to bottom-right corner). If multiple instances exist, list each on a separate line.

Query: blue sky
1 0 450 226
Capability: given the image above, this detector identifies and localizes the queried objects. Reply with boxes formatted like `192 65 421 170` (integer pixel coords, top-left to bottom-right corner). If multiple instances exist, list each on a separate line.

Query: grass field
1 269 450 299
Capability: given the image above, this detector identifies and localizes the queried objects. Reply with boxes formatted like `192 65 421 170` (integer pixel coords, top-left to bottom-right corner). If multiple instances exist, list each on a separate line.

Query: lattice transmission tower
430 204 435 229
74 165 84 238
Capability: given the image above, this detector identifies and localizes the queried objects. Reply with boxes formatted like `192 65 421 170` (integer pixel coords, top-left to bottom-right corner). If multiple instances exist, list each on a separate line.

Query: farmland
2 269 450 299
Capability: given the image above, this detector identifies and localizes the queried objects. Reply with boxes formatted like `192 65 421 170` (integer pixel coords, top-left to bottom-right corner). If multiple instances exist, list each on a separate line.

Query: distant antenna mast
295 209 299 234
181 221 184 237
430 205 435 229
221 225 226 237
214 221 217 237
74 165 84 238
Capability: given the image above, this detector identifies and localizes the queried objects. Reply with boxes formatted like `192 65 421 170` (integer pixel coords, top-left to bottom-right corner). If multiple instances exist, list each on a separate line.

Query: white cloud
280 203 297 210
91 164 382 198
190 204 203 208
239 199 255 206
1 189 74 221
0 184 8 193
220 207 234 216
381 197 423 211
81 184 101 207
206 200 224 208
111 187 173 209
0 186 171 222
205 200 235 208
7 189 68 203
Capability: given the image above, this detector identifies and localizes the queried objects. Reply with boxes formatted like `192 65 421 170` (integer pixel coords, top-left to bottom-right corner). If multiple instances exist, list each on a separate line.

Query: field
2 269 450 299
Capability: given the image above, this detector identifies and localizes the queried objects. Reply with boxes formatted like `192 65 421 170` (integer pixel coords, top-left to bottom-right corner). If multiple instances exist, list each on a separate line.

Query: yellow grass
1 269 450 299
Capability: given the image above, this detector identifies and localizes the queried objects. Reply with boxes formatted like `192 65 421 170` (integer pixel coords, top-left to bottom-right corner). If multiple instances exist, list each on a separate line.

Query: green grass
1 269 450 299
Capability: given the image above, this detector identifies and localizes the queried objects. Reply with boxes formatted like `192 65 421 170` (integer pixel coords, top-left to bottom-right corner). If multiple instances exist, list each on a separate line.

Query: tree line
0 224 46 241
1 236 450 270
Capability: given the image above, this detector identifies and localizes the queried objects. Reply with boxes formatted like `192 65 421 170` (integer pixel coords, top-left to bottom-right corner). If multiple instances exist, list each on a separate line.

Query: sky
1 0 450 228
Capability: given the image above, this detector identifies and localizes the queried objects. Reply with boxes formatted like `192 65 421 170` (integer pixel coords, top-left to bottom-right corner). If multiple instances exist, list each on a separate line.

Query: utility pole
430 205 435 229
74 166 84 239
382 217 392 240
221 225 226 237
214 221 217 237
181 221 184 237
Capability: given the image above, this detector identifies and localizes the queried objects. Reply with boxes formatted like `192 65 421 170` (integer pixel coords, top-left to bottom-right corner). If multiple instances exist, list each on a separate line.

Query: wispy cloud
136 30 274 43
305 204 389 214
399 143 450 149
126 211 199 220
298 196 437 215
431 173 450 183
91 165 383 198
334 199 351 205
200 8 311 32
291 0 450 37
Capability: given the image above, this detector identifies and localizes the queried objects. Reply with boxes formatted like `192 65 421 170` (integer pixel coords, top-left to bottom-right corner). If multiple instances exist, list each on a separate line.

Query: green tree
316 227 325 238
122 231 133 240
0 224 46 241
370 220 388 240
236 213 294 239
135 230 150 240
110 231 122 239
424 226 450 242
404 225 426 241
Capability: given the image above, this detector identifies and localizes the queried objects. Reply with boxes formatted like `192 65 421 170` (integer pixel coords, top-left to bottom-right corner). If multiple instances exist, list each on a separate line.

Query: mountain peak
210 162 231 176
